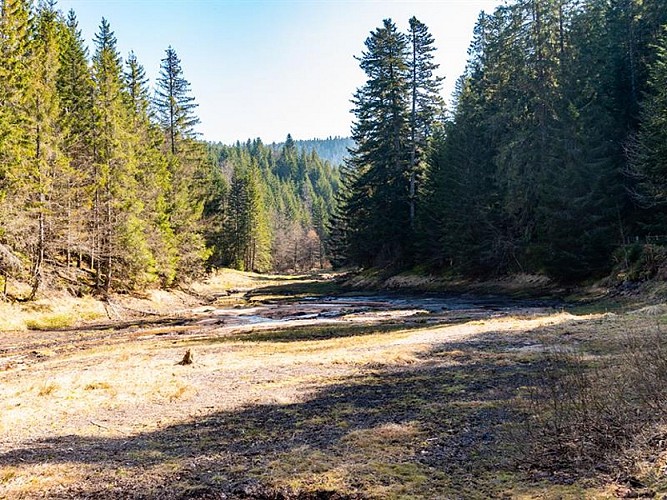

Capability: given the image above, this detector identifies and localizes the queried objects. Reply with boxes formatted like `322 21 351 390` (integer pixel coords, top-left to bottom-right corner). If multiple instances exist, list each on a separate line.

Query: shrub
518 327 667 474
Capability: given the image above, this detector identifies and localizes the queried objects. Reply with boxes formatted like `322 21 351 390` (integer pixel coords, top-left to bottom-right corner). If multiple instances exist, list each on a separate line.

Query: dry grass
0 307 590 498
2 272 664 498
0 268 301 333
515 319 667 487
0 294 106 332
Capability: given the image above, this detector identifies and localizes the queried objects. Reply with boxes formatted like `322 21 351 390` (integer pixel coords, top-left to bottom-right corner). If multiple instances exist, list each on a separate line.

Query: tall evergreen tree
57 9 95 268
0 0 32 218
153 47 209 281
23 2 67 297
124 51 179 286
407 16 444 228
336 19 411 267
629 27 667 218
92 17 153 291
153 46 199 155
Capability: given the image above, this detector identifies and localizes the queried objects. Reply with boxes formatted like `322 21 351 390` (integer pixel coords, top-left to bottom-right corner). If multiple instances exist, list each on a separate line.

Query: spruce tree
152 46 210 281
124 51 179 286
629 27 667 215
153 46 199 155
57 9 95 269
337 18 411 267
407 17 444 229
0 0 32 229
92 18 152 291
23 2 67 297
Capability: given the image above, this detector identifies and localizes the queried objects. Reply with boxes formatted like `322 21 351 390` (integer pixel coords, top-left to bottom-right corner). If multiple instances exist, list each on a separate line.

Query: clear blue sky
56 0 503 144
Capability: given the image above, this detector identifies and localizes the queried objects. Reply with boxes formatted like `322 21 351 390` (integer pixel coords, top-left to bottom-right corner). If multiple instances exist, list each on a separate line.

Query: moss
25 313 74 330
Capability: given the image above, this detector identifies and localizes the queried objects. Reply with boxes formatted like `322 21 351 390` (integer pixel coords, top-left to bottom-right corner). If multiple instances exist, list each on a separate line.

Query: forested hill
289 136 354 165
205 136 340 273
332 3 667 282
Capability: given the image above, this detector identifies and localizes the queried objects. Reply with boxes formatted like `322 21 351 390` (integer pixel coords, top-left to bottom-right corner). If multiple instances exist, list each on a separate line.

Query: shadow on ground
0 325 562 500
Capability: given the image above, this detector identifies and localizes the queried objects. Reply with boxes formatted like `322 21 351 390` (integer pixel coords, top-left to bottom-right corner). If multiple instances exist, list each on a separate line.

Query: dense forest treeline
206 135 340 273
0 0 339 297
333 1 667 282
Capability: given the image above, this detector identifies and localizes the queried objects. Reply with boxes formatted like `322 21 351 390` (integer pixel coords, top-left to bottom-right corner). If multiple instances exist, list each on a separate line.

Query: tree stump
177 349 193 365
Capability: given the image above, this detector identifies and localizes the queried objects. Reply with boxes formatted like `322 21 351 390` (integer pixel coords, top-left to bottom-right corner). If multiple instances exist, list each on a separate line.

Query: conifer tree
124 51 179 286
407 16 444 228
57 9 95 268
337 19 411 267
92 18 152 291
154 46 200 155
629 27 667 217
153 46 209 281
23 2 68 297
0 0 31 153
0 0 32 233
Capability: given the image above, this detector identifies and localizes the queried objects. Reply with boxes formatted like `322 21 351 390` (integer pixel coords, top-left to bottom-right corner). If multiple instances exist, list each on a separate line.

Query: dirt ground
0 273 663 499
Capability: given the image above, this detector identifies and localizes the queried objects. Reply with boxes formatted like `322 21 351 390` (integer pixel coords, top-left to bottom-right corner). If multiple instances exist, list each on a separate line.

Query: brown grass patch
83 382 112 391
37 381 59 396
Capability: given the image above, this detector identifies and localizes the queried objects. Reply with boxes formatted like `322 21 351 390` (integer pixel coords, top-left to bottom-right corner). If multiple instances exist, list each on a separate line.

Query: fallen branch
89 420 122 432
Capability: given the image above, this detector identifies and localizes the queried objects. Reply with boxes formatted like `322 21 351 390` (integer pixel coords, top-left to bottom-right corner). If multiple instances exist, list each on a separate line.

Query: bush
518 327 667 474
614 243 667 281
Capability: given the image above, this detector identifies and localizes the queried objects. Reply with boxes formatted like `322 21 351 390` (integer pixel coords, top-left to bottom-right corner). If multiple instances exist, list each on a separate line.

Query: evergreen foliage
207 137 340 272
154 46 199 155
283 136 354 165
334 18 442 267
0 2 340 296
336 2 667 282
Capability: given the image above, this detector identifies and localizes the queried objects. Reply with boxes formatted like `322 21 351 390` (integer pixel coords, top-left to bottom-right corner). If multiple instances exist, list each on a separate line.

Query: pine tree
336 19 411 267
0 0 31 165
57 9 95 269
0 0 32 251
407 17 444 229
23 2 68 297
152 46 209 281
629 27 667 214
92 18 153 291
153 46 200 155
124 51 179 286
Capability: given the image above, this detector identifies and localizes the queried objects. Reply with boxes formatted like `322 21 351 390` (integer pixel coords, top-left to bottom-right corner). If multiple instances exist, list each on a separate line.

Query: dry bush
518 326 667 475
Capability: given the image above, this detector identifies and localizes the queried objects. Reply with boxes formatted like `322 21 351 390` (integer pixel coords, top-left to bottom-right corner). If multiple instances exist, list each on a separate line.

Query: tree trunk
410 27 417 229
30 126 44 301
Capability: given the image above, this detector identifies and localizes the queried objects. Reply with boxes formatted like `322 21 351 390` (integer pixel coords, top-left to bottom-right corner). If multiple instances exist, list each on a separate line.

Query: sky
55 0 503 144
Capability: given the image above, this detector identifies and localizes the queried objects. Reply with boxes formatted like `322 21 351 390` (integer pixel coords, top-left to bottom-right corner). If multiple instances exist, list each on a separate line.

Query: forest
4 0 667 300
7 1 667 498
333 0 667 283
0 0 340 298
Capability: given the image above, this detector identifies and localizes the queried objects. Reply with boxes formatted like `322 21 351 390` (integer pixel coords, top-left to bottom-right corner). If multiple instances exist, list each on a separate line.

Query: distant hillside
207 137 341 272
276 136 354 166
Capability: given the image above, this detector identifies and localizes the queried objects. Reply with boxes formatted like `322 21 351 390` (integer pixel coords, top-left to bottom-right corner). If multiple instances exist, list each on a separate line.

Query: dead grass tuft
343 422 421 448
630 303 667 317
0 468 17 483
0 293 105 331
37 381 59 396
83 382 112 391
26 313 74 330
